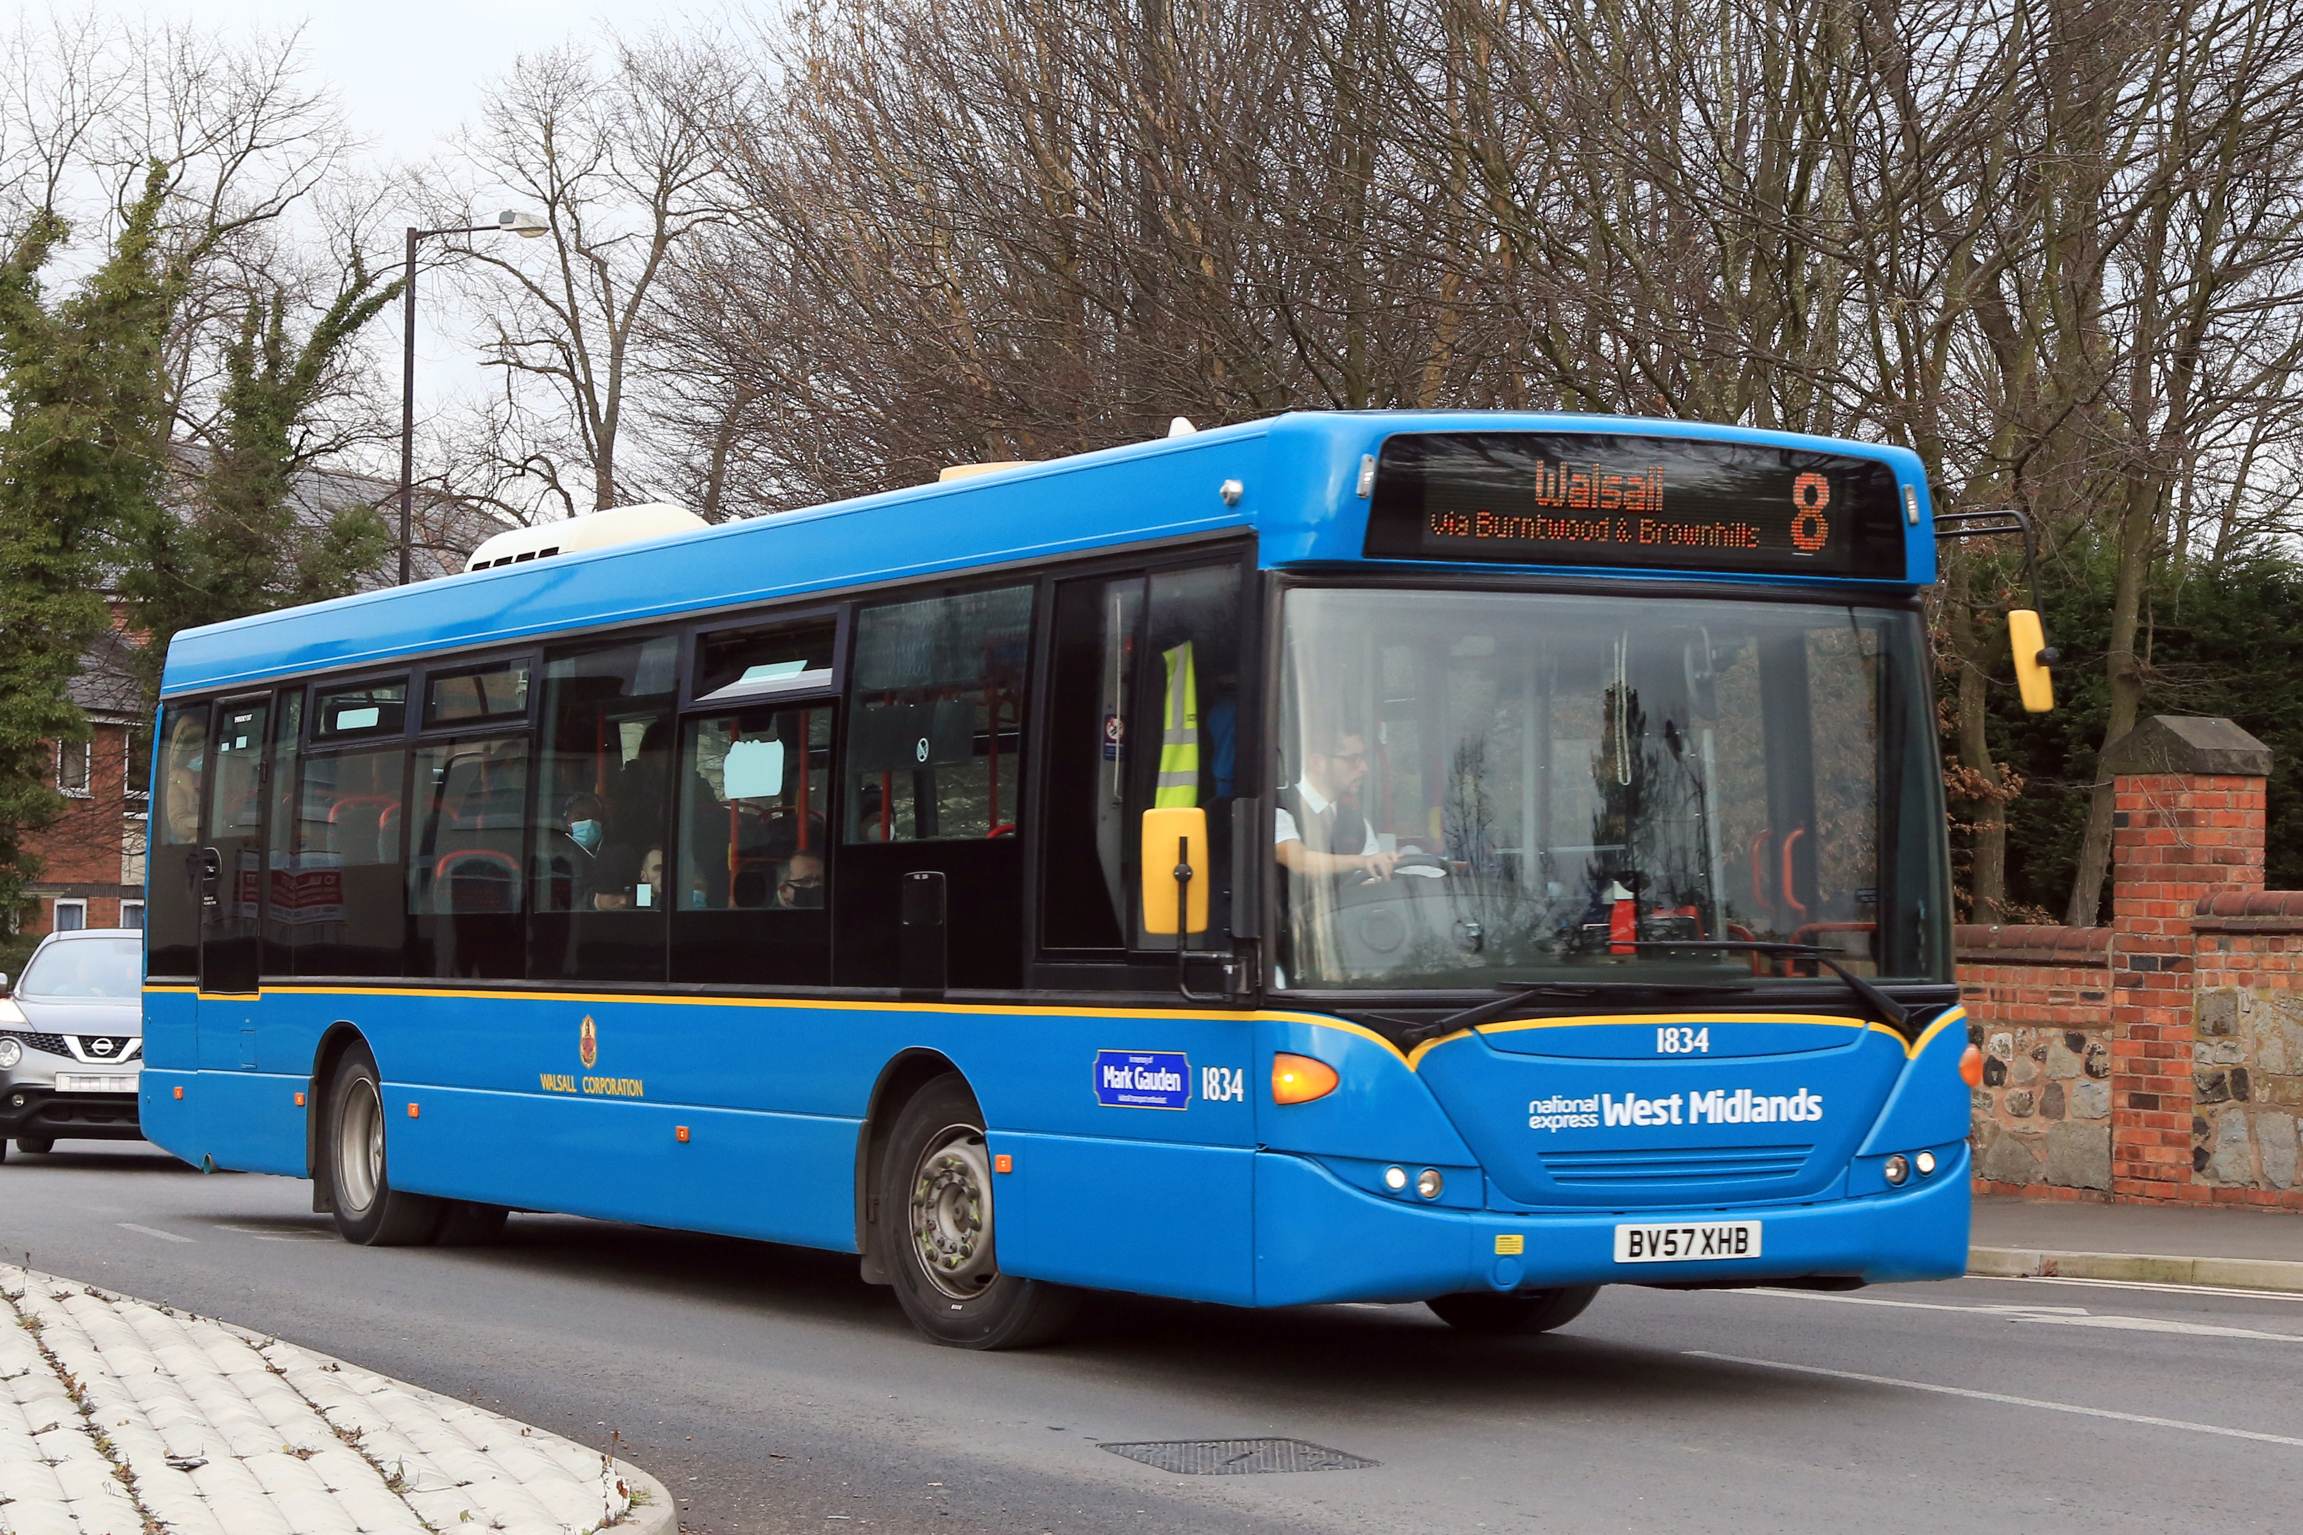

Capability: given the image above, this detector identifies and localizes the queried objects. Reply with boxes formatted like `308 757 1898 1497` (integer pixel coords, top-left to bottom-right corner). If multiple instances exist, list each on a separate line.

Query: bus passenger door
198 697 270 1076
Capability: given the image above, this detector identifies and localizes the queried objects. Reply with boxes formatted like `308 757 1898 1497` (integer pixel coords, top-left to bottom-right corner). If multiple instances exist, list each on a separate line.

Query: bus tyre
324 1044 445 1246
880 1075 1078 1350
1426 1285 1599 1336
16 1137 53 1155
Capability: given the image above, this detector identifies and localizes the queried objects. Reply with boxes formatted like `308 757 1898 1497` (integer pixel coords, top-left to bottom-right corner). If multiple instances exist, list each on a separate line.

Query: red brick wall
2111 773 2262 1203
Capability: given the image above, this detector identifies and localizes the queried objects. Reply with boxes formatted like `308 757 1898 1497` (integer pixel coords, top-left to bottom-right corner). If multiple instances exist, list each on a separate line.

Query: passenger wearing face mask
542 792 612 910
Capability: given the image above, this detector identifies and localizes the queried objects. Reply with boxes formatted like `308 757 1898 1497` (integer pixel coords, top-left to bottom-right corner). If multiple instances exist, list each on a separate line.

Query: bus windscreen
1363 432 1908 580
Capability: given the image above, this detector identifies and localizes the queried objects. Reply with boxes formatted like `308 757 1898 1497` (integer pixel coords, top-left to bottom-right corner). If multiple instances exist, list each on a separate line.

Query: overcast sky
111 1 698 163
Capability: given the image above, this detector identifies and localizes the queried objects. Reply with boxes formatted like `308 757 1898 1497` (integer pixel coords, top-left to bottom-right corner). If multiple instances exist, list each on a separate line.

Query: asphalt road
5 1142 2300 1534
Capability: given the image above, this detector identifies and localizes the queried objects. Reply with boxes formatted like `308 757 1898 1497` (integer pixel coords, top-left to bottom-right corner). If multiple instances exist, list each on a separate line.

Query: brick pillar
2102 716 2271 1203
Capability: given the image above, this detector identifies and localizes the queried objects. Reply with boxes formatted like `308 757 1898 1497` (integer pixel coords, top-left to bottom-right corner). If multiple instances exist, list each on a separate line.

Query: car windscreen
20 937 143 999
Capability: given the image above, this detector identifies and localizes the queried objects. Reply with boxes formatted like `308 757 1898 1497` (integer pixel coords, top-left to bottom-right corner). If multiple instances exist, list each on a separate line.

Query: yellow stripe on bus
146 986 1962 1070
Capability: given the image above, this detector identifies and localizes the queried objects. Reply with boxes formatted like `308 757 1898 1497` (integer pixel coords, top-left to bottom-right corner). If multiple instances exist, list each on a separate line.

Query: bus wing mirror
2008 608 2056 713
1140 807 1209 936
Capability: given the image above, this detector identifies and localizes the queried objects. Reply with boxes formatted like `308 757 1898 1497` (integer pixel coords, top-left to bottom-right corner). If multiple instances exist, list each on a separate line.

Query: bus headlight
1915 1149 1938 1177
1383 1165 1408 1191
1883 1154 1910 1186
1416 1168 1444 1200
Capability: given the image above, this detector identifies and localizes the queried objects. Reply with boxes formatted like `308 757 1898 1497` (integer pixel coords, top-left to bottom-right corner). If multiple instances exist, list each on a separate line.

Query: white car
0 928 144 1159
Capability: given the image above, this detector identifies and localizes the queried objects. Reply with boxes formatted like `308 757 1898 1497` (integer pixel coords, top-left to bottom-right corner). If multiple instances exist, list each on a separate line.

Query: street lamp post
398 210 549 585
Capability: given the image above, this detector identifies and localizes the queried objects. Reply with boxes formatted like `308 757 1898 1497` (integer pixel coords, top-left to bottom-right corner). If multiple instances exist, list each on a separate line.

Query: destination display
1363 432 1909 579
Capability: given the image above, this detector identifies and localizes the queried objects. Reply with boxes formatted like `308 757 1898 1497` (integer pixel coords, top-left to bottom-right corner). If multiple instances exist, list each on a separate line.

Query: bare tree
413 36 736 522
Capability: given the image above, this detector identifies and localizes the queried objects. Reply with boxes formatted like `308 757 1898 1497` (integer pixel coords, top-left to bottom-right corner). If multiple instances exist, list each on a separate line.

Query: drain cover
1098 1437 1378 1475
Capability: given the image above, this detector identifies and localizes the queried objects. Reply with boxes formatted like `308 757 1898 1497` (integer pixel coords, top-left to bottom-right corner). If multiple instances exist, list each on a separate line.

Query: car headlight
0 1037 21 1068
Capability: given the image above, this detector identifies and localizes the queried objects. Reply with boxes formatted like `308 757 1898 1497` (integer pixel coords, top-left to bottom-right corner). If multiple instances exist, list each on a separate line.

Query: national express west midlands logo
579 1015 598 1069
1528 1086 1825 1132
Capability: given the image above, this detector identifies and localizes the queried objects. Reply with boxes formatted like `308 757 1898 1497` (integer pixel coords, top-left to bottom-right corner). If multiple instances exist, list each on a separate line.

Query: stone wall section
1956 926 2114 1197
2184 892 2303 1207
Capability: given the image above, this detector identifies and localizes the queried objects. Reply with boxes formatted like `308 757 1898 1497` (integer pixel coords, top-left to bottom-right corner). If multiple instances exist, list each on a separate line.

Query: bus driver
1274 723 1398 882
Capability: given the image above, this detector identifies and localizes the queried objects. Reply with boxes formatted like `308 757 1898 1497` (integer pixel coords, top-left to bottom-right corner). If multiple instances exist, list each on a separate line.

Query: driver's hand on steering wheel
1358 850 1398 881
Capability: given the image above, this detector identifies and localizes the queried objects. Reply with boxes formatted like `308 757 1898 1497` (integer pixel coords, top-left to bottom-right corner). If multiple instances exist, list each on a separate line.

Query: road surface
3 1142 2296 1533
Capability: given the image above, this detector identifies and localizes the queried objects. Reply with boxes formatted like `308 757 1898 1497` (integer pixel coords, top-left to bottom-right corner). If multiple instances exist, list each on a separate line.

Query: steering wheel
1390 852 1450 876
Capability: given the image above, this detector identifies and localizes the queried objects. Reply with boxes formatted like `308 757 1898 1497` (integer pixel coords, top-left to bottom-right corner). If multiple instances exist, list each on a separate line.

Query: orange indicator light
173 1085 184 1100
675 1125 690 1143
993 1153 1013 1174
1958 1044 1985 1088
407 1103 420 1119
294 1092 305 1107
1271 1053 1340 1105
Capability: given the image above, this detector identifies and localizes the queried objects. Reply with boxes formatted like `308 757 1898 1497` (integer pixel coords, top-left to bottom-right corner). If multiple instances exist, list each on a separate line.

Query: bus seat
327 795 401 861
435 849 520 914
731 854 778 908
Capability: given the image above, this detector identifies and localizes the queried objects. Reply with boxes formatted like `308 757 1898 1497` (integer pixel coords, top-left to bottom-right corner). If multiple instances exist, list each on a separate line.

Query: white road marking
1736 1286 2303 1342
1686 1350 2303 1448
212 1224 330 1242
116 1223 194 1244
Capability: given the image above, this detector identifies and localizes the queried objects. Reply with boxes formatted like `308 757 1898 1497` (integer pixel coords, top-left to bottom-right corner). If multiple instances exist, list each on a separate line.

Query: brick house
19 620 148 936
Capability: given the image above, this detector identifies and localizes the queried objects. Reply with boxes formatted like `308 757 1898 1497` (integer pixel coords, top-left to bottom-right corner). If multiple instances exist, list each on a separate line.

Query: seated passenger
777 850 826 909
591 846 665 911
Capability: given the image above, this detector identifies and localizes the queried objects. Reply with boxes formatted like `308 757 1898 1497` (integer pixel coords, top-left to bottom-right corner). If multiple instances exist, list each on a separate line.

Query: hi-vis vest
1156 641 1199 807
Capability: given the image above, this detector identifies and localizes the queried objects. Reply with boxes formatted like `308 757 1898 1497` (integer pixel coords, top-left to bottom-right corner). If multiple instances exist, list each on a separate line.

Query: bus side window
262 690 303 975
670 703 835 987
408 735 529 979
530 637 677 983
1134 565 1242 949
1040 576 1142 950
1039 563 1244 960
835 584 1033 989
679 706 831 911
146 703 209 978
291 744 408 978
844 586 1032 843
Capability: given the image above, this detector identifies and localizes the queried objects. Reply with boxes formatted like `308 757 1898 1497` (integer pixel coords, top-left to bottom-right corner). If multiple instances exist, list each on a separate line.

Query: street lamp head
498 209 549 238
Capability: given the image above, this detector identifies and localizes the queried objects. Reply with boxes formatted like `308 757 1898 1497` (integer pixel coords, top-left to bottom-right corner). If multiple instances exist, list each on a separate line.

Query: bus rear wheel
324 1043 445 1246
1427 1286 1598 1336
879 1074 1078 1350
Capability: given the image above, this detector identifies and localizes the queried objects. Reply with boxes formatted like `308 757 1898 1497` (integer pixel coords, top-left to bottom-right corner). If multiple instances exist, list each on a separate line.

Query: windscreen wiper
1630 941 1910 1034
1387 979 1755 1046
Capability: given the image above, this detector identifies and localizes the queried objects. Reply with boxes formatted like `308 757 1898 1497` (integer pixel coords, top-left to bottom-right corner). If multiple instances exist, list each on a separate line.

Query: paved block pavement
0 1264 671 1535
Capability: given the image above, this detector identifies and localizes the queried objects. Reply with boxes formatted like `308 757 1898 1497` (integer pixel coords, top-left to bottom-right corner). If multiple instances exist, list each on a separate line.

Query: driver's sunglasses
779 875 825 891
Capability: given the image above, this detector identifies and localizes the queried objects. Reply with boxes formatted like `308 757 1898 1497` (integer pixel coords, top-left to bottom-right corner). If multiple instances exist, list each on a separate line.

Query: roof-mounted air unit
463 502 706 574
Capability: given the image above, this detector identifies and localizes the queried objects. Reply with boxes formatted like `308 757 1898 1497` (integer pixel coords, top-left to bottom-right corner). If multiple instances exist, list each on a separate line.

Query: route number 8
1789 472 1831 552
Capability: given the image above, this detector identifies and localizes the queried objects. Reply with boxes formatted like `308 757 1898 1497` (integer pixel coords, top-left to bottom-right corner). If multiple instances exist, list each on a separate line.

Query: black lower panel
671 909 830 986
528 911 666 984
834 840 1022 989
410 914 526 979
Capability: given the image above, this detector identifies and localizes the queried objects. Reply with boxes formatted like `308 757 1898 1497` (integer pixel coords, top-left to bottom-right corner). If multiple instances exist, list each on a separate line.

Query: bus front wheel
879 1074 1078 1349
1426 1286 1598 1336
324 1043 446 1246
